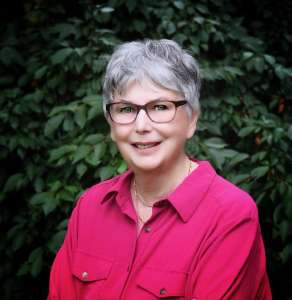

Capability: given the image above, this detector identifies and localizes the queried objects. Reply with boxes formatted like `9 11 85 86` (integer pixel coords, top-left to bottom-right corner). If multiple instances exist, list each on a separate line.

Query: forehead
114 80 182 105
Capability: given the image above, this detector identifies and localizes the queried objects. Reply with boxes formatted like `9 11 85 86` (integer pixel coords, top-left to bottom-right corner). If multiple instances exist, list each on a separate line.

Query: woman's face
109 81 198 173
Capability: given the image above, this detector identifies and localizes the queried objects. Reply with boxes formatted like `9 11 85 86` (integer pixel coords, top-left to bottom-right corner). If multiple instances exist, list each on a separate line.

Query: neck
132 155 195 205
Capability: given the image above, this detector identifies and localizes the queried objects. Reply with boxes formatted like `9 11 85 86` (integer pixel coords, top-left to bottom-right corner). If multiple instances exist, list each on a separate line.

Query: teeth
136 143 157 149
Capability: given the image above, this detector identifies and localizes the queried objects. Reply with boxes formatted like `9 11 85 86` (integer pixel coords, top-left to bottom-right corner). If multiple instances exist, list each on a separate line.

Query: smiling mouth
133 142 161 149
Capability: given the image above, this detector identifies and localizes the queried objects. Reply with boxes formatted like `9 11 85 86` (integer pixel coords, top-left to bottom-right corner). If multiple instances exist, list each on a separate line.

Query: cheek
162 121 191 139
110 126 129 144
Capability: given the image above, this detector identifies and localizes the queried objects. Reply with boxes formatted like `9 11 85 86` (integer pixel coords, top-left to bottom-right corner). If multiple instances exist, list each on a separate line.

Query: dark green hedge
1 0 291 299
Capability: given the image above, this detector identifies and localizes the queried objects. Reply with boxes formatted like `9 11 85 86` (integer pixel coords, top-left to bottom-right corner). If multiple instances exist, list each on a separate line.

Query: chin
128 159 165 173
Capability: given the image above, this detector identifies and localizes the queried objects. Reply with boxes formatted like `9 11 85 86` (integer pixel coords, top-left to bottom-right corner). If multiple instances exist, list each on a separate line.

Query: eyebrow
115 98 172 104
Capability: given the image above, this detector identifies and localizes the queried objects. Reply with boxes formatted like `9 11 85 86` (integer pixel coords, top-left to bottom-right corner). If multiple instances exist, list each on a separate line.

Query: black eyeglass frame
106 100 188 124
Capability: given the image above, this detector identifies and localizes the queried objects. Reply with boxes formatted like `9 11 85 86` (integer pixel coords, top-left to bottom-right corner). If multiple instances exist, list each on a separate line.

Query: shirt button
144 226 151 233
82 271 88 279
160 288 167 295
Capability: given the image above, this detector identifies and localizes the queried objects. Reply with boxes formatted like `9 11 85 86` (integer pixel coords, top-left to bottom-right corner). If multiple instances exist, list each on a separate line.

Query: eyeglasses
106 100 187 124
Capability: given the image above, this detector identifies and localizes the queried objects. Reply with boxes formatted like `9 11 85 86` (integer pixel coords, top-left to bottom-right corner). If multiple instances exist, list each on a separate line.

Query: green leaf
94 143 106 159
224 66 244 77
117 160 127 174
194 16 204 24
35 66 48 79
74 106 87 128
63 116 75 132
204 137 227 149
0 46 23 66
280 243 292 264
225 97 240 105
30 192 54 205
74 47 87 57
49 105 73 117
243 51 254 60
4 173 27 192
273 204 284 224
49 145 76 162
51 48 74 65
196 4 209 14
88 105 100 120
208 148 225 170
264 54 276 65
84 134 104 144
17 262 29 276
279 220 291 242
174 1 185 10
29 247 43 277
12 233 25 251
206 123 222 136
45 114 64 136
238 126 254 137
228 153 249 167
51 23 77 39
287 125 292 141
82 94 101 104
251 166 269 179
275 65 286 80
283 186 292 218
126 0 137 12
77 163 88 178
47 230 66 253
42 198 58 215
99 166 115 180
72 145 92 164
254 57 265 73
34 177 44 193
100 6 114 13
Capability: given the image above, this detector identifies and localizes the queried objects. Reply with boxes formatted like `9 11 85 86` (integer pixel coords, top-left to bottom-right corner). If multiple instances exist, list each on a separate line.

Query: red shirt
48 160 272 300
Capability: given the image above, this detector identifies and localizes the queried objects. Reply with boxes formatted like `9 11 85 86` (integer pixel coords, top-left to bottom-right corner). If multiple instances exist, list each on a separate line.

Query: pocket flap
137 268 186 298
72 250 112 282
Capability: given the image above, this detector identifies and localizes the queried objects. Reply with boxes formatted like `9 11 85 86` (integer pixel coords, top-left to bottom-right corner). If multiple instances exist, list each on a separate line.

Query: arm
188 213 272 299
47 199 81 300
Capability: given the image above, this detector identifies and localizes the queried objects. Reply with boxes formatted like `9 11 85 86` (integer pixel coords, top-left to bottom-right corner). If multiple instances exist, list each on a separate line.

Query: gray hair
103 39 201 115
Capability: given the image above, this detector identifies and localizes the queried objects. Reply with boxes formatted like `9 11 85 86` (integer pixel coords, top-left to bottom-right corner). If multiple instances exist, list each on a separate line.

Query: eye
114 104 136 114
119 106 134 113
153 104 168 111
150 101 172 111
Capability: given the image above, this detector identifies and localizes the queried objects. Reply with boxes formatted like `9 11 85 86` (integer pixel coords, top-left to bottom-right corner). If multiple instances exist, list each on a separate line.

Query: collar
100 170 133 208
168 160 217 222
100 161 217 222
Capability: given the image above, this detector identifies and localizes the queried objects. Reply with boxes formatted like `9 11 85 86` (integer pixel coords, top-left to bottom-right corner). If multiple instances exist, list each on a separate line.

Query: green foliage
0 0 291 299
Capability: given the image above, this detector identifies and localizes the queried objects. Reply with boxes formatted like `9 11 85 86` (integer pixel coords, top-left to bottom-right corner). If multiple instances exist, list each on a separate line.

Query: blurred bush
0 0 291 298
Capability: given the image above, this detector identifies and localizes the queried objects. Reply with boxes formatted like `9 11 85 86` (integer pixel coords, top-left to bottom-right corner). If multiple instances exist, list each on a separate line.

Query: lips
132 142 161 149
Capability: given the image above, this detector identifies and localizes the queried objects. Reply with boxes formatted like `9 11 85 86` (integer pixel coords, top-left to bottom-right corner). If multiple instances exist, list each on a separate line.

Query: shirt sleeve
188 211 272 300
47 198 81 300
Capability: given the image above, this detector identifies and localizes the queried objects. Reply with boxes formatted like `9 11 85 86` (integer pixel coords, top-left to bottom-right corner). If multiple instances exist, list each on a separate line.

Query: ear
109 120 117 142
186 112 198 139
105 112 116 142
110 127 116 142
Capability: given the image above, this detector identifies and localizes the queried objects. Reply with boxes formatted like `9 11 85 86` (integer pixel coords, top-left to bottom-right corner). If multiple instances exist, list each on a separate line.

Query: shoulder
208 173 258 221
76 171 131 208
193 160 258 221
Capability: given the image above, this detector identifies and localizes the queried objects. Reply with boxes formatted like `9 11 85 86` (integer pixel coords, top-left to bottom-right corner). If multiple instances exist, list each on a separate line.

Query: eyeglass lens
109 101 177 124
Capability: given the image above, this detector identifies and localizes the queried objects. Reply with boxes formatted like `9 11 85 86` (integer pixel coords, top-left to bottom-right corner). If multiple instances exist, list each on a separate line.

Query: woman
48 39 272 299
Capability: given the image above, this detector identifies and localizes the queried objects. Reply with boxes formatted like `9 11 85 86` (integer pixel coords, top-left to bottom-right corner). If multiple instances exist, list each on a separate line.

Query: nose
134 108 152 133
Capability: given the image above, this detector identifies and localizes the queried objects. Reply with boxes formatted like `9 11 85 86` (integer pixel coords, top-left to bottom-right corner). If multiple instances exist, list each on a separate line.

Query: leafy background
0 0 291 299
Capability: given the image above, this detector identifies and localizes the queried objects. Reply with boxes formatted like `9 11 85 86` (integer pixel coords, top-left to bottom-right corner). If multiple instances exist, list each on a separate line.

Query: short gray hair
103 39 201 115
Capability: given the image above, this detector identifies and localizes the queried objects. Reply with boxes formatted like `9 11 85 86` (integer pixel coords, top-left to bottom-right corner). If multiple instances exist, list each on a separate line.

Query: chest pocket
137 268 186 299
72 250 112 282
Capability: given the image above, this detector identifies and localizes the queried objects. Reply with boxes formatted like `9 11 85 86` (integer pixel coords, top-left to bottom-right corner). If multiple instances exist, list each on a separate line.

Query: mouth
132 142 161 149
